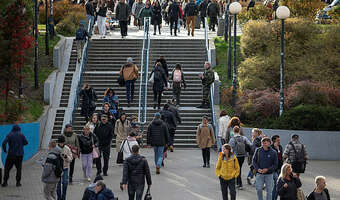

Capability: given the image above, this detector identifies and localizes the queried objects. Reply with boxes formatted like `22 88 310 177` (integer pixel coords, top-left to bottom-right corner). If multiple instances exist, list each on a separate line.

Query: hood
152 119 163 126
100 188 114 199
127 154 143 165
48 146 62 159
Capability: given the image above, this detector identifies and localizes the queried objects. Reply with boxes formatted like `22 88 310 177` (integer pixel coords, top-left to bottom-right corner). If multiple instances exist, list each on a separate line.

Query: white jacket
120 137 139 160
218 115 230 139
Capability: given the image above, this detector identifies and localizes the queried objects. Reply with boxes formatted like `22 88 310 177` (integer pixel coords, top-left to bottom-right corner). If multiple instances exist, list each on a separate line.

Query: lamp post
276 6 290 116
34 0 39 89
229 2 241 107
45 0 49 55
226 0 232 80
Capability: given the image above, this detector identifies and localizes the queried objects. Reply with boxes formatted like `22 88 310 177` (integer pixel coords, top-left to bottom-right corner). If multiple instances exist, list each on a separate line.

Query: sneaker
103 173 108 176
202 164 206 168
87 178 91 182
153 32 156 35
120 182 124 191
156 167 160 174
247 177 252 185
238 186 243 190
16 182 22 187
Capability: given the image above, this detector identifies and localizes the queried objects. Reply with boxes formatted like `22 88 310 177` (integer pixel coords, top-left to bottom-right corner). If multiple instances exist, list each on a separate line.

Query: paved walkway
0 149 339 200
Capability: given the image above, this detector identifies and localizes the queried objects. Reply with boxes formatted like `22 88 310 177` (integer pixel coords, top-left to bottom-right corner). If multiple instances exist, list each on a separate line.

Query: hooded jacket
94 122 114 147
160 108 177 130
41 146 63 184
116 2 130 21
96 187 115 200
2 125 28 156
216 152 240 181
147 118 169 146
78 133 98 154
122 154 152 185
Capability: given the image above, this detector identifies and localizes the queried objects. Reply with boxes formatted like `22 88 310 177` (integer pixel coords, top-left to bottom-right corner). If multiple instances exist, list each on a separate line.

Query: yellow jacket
216 152 240 181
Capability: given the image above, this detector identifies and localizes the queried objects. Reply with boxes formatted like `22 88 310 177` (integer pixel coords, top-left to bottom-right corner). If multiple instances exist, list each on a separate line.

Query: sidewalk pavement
0 149 339 200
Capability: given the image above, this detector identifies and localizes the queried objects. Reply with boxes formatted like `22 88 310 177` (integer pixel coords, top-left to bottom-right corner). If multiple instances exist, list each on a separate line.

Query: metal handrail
137 17 151 146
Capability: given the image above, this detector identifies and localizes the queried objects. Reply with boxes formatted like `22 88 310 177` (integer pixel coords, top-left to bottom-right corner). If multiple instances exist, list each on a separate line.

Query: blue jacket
252 147 278 174
96 188 115 200
2 125 28 156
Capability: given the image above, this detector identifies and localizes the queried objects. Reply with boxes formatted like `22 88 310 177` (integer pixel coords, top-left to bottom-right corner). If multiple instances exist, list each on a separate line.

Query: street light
226 0 232 80
229 2 242 107
276 6 290 116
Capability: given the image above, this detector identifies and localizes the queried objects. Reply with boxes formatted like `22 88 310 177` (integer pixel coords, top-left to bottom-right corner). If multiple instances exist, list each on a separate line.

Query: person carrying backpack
283 134 308 176
229 126 252 190
196 116 216 168
75 23 90 63
42 141 63 200
149 62 168 109
170 63 186 107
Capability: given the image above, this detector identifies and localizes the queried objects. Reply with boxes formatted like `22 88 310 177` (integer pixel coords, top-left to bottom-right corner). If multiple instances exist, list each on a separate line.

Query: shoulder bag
144 186 152 200
118 66 125 87
116 140 126 164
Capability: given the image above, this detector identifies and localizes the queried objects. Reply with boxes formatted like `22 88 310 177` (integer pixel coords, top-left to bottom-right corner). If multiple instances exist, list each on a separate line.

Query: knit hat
154 112 161 118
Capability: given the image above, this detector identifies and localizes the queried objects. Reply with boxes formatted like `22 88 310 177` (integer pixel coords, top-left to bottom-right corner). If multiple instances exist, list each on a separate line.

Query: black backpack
153 68 163 82
76 28 85 40
289 142 306 173
45 152 64 178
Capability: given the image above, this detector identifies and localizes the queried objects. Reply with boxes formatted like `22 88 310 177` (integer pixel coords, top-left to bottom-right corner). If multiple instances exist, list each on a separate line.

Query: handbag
144 186 152 200
117 66 125 87
148 71 154 84
297 188 306 200
91 135 99 159
116 140 126 164
67 144 79 159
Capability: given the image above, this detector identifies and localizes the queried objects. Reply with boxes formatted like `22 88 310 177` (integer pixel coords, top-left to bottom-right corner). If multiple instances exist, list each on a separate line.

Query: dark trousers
3 155 23 183
154 24 161 34
69 158 75 180
209 16 217 31
236 156 245 187
119 20 128 36
220 177 236 200
170 18 178 35
96 145 111 175
128 183 145 200
172 82 182 106
201 16 206 28
168 128 176 146
0 168 2 184
153 90 162 107
201 148 210 165
125 80 135 103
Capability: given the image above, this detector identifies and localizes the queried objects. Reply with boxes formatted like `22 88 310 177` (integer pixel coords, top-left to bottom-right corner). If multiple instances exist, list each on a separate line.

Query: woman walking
139 0 153 26
169 63 186 107
218 110 230 146
86 113 99 133
277 163 302 200
78 125 98 182
96 0 107 38
196 115 215 168
149 62 168 109
63 124 80 183
152 0 162 35
114 113 130 160
80 83 97 123
216 144 240 200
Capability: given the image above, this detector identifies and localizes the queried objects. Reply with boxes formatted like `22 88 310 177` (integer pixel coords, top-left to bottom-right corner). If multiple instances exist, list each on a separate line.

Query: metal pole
279 19 285 116
45 0 49 55
231 14 237 107
227 14 232 80
34 0 39 88
49 0 54 38
224 10 228 42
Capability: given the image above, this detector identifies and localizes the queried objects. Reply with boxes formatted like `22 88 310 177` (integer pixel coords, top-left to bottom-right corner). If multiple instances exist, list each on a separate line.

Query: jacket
218 115 230 139
150 65 168 92
78 133 98 154
99 110 116 127
229 134 252 157
120 63 139 81
2 125 28 156
184 2 199 17
139 6 153 25
155 58 169 78
277 175 302 200
94 122 114 147
196 123 216 148
102 95 119 114
132 2 145 17
63 131 80 156
80 87 97 108
116 2 130 21
86 1 94 16
122 154 152 185
120 137 139 160
307 188 330 200
199 0 208 17
60 144 73 168
147 119 169 146
151 4 162 25
115 119 130 141
216 153 240 181
96 187 115 200
82 183 96 200
41 146 62 184
201 67 215 86
207 2 220 17
168 103 181 125
160 108 177 130
168 1 180 19
283 139 308 164
252 147 278 175
271 144 283 173
97 5 107 17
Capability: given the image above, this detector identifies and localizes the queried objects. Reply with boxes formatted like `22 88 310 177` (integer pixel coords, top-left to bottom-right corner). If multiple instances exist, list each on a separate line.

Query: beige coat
61 145 73 169
115 119 130 152
120 64 139 81
196 123 216 148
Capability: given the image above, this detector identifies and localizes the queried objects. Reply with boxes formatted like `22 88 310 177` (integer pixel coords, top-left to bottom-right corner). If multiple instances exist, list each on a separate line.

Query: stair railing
137 17 151 146
204 17 221 151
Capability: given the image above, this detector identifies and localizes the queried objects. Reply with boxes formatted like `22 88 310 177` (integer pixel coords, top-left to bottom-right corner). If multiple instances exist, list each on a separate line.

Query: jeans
76 40 85 61
272 171 279 200
209 16 217 31
96 145 111 175
125 80 135 103
169 18 178 35
255 173 274 200
153 90 162 107
168 128 176 147
128 183 145 200
219 177 236 200
81 153 93 178
86 14 94 31
153 146 164 167
201 148 210 165
236 156 245 187
97 15 106 37
57 168 69 200
172 82 182 106
3 155 23 183
119 20 128 36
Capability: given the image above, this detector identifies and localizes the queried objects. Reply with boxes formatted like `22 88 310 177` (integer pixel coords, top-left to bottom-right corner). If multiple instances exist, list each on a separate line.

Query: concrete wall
43 71 57 104
53 37 66 70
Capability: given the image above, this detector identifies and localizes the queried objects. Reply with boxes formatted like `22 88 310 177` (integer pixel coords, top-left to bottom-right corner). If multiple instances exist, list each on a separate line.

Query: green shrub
238 4 273 25
56 16 77 36
280 0 326 20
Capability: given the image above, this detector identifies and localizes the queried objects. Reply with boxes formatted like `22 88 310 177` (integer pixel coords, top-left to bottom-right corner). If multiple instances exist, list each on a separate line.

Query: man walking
160 104 177 152
271 135 283 200
207 0 220 31
184 0 199 36
85 0 95 28
147 112 169 174
120 57 139 107
252 137 278 200
197 62 215 108
116 0 130 38
75 24 90 63
94 114 114 176
122 145 152 200
307 176 331 200
199 0 208 28
168 0 181 36
2 125 28 187
283 134 308 176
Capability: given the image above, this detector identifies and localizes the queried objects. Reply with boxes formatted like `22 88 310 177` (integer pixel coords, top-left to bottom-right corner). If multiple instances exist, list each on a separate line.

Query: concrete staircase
53 39 211 148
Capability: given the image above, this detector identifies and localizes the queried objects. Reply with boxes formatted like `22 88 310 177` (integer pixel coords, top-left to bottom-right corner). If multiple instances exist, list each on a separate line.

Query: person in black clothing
161 0 170 25
277 163 302 200
149 62 168 109
94 114 114 176
307 176 330 200
199 0 208 28
168 0 181 36
152 0 162 35
271 135 283 200
160 104 177 152
147 112 169 174
116 0 131 38
207 0 220 31
99 102 116 128
85 0 95 28
122 145 152 200
80 83 97 123
155 56 169 78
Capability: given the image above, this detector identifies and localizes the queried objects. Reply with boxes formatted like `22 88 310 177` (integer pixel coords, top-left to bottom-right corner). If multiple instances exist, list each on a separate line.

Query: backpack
234 136 246 156
173 70 182 82
76 28 85 40
289 142 306 173
45 152 63 178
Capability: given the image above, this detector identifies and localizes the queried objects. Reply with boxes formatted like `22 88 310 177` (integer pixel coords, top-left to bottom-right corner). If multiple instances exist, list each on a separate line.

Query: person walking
120 132 139 161
85 0 95 28
94 181 115 199
86 113 99 133
56 135 73 200
78 125 98 182
216 144 240 200
199 0 208 28
271 135 284 200
184 0 198 36
160 104 177 152
42 141 62 200
247 128 262 185
170 63 186 107
229 126 252 190
96 0 107 38
252 137 278 200
120 57 139 107
62 124 80 184
149 62 168 109
102 88 119 119
100 102 116 128
116 0 130 38
146 112 169 174
167 99 181 151
197 62 215 108
75 24 90 63
155 56 169 78
132 0 144 29
1 125 28 187
207 0 220 31
307 176 331 200
196 115 216 168
283 134 308 176
80 83 97 122
277 163 302 200
122 145 152 200
226 116 244 143
139 0 153 27
115 113 130 159
128 115 142 145
94 114 114 176
168 0 180 36
152 0 162 35
217 110 230 146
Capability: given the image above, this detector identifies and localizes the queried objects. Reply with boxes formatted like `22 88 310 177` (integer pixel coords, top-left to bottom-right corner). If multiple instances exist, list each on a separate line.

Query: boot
156 167 160 174
170 28 173 36
153 103 157 109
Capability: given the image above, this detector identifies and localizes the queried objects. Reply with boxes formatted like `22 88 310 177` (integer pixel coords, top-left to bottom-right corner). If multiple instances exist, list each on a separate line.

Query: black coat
147 119 169 146
80 88 97 117
169 104 181 124
168 2 180 20
307 188 330 200
207 2 219 17
199 1 208 17
97 5 108 17
160 108 177 130
150 66 167 92
85 1 94 16
277 175 302 200
78 133 98 154
155 58 169 78
151 4 162 25
99 110 116 128
94 122 114 147
184 2 198 17
116 2 130 21
122 154 152 185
